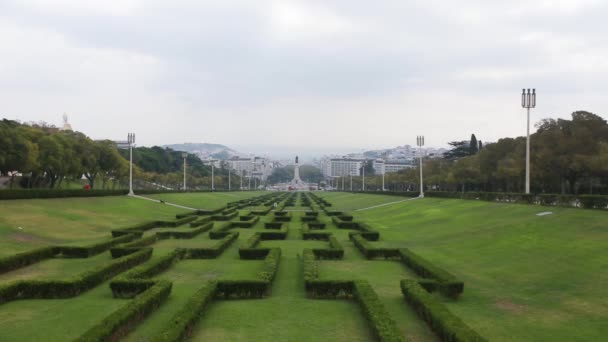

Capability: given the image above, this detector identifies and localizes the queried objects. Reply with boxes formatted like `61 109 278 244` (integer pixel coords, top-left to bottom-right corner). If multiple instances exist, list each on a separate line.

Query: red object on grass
83 184 91 190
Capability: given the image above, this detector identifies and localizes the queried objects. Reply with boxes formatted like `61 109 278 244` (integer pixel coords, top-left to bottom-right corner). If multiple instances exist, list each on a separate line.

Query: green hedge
156 222 214 240
183 233 239 259
354 280 404 342
399 248 464 298
154 281 218 342
110 235 158 258
208 221 233 239
76 280 172 342
190 216 212 227
0 248 152 304
264 222 284 229
57 234 138 258
401 280 486 342
0 189 128 200
215 280 269 299
312 236 344 259
332 216 358 228
0 246 57 274
257 248 281 283
231 215 260 228
350 234 400 259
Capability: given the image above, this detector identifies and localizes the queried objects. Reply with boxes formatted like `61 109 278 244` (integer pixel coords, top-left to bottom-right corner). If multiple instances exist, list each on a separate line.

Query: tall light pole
181 152 188 191
128 133 135 196
228 166 231 191
342 175 344 190
208 160 215 191
240 169 243 190
522 88 536 194
417 136 424 197
350 172 353 191
361 160 365 191
382 164 385 191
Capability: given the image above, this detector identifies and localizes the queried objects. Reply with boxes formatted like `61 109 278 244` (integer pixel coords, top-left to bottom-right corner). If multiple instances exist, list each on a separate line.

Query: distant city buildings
226 156 273 181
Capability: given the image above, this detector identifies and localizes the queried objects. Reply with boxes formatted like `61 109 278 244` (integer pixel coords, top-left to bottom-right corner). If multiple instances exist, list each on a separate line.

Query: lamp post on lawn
181 152 188 191
207 159 216 191
127 133 135 196
350 173 353 192
361 160 366 192
521 88 536 194
417 136 424 198
228 165 231 191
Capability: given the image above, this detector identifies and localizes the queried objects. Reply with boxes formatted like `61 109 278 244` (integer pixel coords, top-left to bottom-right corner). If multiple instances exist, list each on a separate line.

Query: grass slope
0 196 183 255
317 192 608 341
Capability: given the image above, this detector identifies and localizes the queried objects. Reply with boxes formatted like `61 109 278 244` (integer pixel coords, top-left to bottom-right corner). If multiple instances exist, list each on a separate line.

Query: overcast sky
2 0 608 156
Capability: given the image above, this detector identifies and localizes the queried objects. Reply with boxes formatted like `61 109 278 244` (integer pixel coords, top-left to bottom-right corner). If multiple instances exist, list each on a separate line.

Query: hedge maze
0 191 486 341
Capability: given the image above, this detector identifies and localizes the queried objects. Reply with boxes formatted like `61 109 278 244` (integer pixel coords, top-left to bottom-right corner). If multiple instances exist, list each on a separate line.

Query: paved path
354 196 421 212
129 194 198 211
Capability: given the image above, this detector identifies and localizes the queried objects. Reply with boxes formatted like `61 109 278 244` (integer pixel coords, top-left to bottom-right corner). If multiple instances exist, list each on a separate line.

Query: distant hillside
163 143 237 160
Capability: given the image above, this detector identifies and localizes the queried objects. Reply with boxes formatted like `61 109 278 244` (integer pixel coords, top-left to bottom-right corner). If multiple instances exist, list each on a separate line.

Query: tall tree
470 134 479 154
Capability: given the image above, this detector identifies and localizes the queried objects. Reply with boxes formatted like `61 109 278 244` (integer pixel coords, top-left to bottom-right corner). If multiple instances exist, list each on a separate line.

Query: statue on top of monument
295 156 299 164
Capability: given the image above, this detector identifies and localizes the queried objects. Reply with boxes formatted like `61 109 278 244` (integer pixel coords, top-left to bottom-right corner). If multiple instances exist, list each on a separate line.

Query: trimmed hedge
154 281 218 342
208 221 233 239
216 280 269 299
189 216 212 227
0 246 57 274
156 222 214 240
76 280 172 342
110 235 158 258
257 248 281 283
354 280 404 342
350 234 400 259
0 189 128 200
401 280 486 342
0 248 152 304
399 248 463 298
57 234 138 258
231 215 260 228
332 215 358 228
183 233 239 259
312 236 344 259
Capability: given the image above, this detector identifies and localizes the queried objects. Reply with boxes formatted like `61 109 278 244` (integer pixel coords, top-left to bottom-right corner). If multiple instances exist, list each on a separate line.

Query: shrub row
110 235 158 258
231 215 260 228
350 234 400 259
216 280 269 299
183 232 239 259
354 280 404 342
264 222 284 229
111 216 197 238
399 248 464 298
400 280 486 342
208 221 233 239
332 215 358 228
189 216 212 227
0 189 128 200
312 236 344 259
303 248 352 298
0 246 57 274
154 281 218 342
156 222 214 240
76 280 172 342
251 206 272 215
0 248 152 304
57 233 138 258
257 248 281 283
211 210 238 221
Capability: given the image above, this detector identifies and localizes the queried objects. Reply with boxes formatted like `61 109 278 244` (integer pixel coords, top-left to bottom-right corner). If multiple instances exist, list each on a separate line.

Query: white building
329 158 363 177
227 156 272 181
373 159 415 174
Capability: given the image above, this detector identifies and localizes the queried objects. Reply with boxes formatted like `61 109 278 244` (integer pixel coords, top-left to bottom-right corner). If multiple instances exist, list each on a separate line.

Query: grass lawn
145 191 267 209
0 281 124 341
314 191 411 210
0 196 183 255
317 192 608 341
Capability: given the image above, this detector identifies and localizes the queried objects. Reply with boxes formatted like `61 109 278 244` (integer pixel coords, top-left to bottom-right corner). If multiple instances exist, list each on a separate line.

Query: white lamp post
181 152 187 191
521 88 536 194
128 133 135 196
417 135 425 197
228 166 231 191
361 160 366 191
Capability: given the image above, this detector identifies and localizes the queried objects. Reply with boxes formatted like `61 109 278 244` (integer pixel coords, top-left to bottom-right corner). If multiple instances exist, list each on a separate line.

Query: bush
183 233 239 259
354 280 404 342
0 246 57 274
154 281 218 342
189 216 212 227
0 248 152 304
350 234 399 259
401 280 486 342
76 280 172 342
0 189 128 200
216 280 269 299
264 222 284 229
257 248 281 283
399 248 463 298
312 236 344 259
57 234 138 258
156 222 214 240
110 235 158 258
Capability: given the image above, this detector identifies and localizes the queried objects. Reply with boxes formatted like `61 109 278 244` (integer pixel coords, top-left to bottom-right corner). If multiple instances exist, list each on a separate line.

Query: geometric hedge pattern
0 192 485 341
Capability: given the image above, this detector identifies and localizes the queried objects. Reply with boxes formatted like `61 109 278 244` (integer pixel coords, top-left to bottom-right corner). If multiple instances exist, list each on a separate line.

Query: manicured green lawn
145 191 267 209
317 192 608 341
0 196 183 255
315 191 411 210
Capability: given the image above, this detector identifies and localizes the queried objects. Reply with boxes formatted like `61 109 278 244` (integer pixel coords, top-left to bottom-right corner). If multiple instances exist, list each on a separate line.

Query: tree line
334 111 608 195
0 119 239 190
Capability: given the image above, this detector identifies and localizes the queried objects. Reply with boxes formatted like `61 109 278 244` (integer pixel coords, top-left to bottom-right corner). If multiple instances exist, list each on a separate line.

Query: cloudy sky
2 0 607 156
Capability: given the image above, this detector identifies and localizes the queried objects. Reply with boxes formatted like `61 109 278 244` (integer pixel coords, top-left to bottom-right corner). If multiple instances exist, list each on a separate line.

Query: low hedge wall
312 236 344 259
76 280 172 342
264 222 284 229
189 216 212 227
350 234 400 260
183 233 239 259
0 189 128 200
215 280 269 299
399 248 464 298
231 215 260 228
0 248 152 304
57 234 138 258
156 222 214 240
0 246 57 274
257 248 281 283
354 280 404 342
400 280 486 341
154 281 218 342
332 216 358 228
259 226 288 240
110 235 158 258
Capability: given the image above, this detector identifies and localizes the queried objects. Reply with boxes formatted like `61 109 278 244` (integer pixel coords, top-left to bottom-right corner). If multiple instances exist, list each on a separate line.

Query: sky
2 0 608 156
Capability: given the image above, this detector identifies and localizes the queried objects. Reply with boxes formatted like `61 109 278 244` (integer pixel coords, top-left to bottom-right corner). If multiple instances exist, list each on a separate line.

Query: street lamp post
128 133 135 196
350 173 353 192
240 169 243 191
417 136 424 197
208 160 215 191
521 88 536 194
181 152 188 191
361 160 365 191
